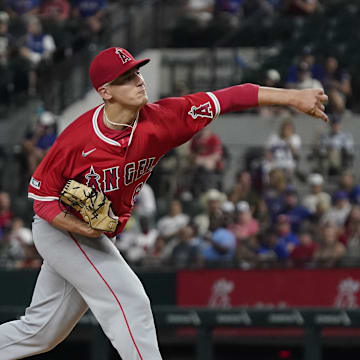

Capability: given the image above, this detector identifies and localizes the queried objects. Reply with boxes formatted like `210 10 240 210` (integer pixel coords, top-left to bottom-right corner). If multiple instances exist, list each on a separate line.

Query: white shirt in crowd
157 213 189 238
303 192 331 214
134 183 157 219
266 133 302 171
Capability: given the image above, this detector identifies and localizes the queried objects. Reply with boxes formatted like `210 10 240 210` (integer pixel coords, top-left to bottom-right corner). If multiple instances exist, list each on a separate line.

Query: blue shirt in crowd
201 228 236 262
72 0 106 17
25 33 46 54
7 0 40 15
274 233 299 259
279 206 311 233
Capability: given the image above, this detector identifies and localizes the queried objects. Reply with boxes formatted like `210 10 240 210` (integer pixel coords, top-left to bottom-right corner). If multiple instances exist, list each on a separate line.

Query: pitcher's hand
293 88 328 122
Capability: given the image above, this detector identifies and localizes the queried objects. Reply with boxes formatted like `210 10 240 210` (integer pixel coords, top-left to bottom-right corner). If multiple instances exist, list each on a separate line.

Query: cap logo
115 48 132 64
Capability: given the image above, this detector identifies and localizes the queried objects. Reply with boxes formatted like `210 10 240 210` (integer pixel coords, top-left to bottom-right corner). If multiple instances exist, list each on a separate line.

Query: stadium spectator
19 15 56 95
322 56 351 115
157 199 189 241
14 241 41 268
0 191 12 259
39 0 72 60
169 225 200 267
234 234 263 269
322 190 351 228
314 221 345 267
0 191 13 233
290 227 318 267
188 127 224 198
257 230 279 264
116 216 158 266
282 0 322 16
228 170 260 210
303 173 331 214
264 116 302 178
40 0 70 22
183 0 215 27
242 0 280 19
133 183 157 226
272 214 299 260
258 69 284 118
0 227 7 259
221 200 236 216
264 68 281 88
142 235 168 267
70 0 107 47
278 186 311 233
337 170 360 205
229 200 259 244
5 0 40 39
310 113 354 176
6 217 37 267
340 205 360 245
214 0 244 27
285 46 325 86
310 197 331 233
290 61 324 91
0 10 15 106
5 0 40 17
252 198 271 232
200 214 236 265
21 110 57 181
263 168 288 222
340 206 360 265
193 188 226 236
220 199 236 224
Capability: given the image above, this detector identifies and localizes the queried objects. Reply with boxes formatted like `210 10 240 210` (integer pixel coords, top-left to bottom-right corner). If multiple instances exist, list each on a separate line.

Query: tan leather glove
60 180 118 232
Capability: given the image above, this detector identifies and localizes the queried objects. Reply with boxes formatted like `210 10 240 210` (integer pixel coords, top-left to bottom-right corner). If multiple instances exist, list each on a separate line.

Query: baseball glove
59 180 118 232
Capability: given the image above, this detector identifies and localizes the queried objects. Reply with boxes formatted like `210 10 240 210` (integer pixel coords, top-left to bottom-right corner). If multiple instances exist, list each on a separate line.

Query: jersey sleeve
28 137 74 201
151 91 221 151
33 199 62 222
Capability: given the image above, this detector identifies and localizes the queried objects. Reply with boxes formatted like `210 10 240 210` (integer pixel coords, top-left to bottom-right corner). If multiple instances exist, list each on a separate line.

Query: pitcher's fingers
317 103 325 111
318 94 328 104
315 109 328 123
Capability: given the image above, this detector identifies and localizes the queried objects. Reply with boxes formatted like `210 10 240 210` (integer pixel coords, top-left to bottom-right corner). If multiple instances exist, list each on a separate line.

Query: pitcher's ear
98 86 112 101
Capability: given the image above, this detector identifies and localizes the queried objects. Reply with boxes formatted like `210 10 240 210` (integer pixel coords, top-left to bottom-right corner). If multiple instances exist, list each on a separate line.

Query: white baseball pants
0 216 163 360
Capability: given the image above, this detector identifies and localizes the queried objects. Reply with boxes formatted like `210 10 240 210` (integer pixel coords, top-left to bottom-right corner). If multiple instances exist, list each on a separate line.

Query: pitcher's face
100 68 148 109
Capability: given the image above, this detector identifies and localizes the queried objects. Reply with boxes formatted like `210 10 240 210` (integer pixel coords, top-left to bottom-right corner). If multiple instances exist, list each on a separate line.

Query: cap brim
118 58 150 77
98 58 150 90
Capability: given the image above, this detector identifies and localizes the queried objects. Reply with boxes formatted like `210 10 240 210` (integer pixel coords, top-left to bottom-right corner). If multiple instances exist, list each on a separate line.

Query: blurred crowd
1 0 360 271
0 0 112 107
170 0 358 114
3 102 359 270
114 164 360 270
259 48 352 120
0 108 58 269
114 110 360 270
172 0 324 43
180 0 322 28
138 170 360 270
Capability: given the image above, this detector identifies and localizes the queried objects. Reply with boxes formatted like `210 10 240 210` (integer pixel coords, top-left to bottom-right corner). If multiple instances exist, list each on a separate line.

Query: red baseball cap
89 47 150 90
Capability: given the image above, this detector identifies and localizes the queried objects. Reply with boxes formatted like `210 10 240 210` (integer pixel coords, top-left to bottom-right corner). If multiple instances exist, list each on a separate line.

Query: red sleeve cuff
213 83 259 114
33 200 62 223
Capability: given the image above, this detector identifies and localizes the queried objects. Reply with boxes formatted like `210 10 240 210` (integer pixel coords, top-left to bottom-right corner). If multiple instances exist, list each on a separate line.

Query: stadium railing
1 306 360 360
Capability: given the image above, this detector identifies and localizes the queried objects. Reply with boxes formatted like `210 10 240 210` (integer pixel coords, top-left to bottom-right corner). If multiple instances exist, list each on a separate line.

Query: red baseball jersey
28 91 221 234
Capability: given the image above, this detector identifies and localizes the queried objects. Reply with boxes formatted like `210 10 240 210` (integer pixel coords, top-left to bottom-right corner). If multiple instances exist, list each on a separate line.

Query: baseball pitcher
0 47 328 360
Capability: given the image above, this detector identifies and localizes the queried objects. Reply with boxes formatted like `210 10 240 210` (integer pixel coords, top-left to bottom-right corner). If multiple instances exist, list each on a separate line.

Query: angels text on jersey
85 157 158 193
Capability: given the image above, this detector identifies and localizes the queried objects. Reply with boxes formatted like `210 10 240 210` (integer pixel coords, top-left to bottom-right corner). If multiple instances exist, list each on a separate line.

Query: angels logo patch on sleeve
188 101 213 120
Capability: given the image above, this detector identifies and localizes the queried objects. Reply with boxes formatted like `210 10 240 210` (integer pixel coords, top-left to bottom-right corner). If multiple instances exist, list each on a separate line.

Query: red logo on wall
177 269 360 308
